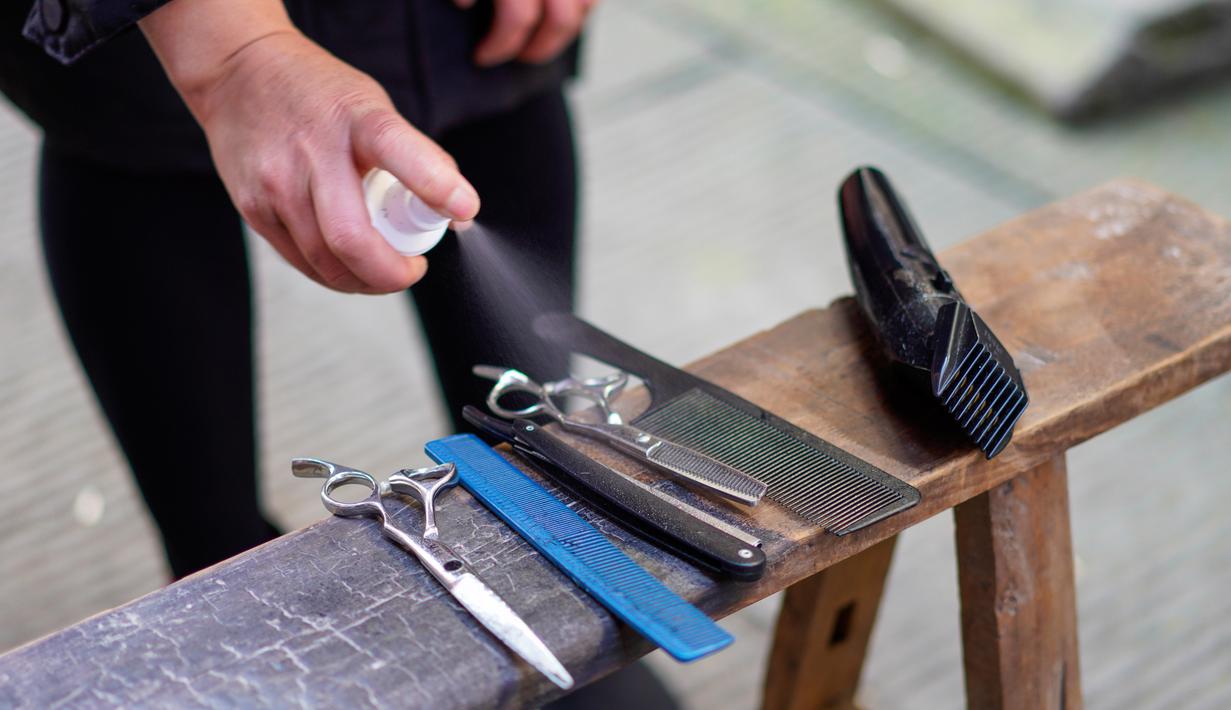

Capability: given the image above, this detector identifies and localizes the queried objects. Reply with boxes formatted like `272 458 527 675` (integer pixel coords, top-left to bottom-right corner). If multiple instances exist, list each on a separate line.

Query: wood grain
762 536 897 710
1 180 1228 707
955 456 1081 710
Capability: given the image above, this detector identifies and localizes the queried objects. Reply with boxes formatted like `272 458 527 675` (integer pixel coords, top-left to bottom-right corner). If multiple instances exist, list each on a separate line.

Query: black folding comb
839 166 1029 458
533 314 920 535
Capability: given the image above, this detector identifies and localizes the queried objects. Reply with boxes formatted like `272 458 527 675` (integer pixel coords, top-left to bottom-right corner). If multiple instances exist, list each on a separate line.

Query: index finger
353 110 480 222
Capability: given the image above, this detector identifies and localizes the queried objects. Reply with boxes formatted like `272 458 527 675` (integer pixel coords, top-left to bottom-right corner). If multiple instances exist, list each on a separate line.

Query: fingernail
445 184 479 219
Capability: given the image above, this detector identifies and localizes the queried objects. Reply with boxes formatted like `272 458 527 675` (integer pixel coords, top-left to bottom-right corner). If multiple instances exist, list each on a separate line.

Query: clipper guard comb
839 166 1028 458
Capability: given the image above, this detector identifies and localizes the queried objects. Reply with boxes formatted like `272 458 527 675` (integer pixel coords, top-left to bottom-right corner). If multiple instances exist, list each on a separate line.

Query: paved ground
2 1 1230 707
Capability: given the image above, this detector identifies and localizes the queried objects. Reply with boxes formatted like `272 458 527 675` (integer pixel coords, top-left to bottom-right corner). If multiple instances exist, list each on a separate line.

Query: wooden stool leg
954 455 1082 710
762 536 897 710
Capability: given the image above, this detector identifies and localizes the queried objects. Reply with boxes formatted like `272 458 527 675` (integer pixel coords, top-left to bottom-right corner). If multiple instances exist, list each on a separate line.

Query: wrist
139 0 298 108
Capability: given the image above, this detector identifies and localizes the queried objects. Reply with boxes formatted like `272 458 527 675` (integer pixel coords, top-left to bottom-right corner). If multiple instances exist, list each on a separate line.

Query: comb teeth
635 389 917 534
425 434 734 662
937 341 1029 458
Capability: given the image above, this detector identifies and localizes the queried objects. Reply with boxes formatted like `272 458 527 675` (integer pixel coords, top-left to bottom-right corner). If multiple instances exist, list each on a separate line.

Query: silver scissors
292 458 573 690
473 365 768 507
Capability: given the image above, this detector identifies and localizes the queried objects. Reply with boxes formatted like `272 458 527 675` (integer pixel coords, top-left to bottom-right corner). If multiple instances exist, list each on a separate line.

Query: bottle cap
363 169 451 256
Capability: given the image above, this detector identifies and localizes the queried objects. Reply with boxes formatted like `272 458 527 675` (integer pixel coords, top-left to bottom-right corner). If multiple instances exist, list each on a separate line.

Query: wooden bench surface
2 180 1229 708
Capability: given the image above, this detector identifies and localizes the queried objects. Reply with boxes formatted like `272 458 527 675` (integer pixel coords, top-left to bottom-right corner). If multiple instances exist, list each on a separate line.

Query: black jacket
6 0 577 171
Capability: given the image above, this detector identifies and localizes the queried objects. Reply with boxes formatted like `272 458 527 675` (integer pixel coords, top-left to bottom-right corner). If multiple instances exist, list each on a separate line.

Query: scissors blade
642 440 769 507
449 574 574 690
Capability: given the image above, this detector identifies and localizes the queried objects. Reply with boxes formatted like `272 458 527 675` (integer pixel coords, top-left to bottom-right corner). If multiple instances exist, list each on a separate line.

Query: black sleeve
23 0 172 65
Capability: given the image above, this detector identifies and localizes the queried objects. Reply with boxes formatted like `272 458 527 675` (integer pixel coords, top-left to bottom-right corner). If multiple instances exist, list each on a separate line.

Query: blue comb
425 434 733 662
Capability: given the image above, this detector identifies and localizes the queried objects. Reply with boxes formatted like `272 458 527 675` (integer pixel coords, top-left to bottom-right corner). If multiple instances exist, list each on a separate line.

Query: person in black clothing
1 0 588 578
5 4 685 705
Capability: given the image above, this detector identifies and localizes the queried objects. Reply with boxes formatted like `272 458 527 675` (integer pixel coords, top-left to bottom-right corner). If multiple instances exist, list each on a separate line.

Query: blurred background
2 0 1230 707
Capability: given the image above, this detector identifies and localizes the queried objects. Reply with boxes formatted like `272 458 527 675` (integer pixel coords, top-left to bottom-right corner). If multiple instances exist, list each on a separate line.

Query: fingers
236 185 344 291
474 0 593 66
248 177 427 294
275 186 369 293
475 0 542 67
245 160 389 294
241 115 446 294
309 157 428 292
353 110 480 222
246 209 334 290
518 0 584 64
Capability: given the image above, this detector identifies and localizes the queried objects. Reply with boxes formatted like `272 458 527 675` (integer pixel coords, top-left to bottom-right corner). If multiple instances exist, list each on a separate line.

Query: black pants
38 89 576 578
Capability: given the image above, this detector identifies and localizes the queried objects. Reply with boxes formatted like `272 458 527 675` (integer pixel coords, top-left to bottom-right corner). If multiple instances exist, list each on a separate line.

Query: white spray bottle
363 169 452 256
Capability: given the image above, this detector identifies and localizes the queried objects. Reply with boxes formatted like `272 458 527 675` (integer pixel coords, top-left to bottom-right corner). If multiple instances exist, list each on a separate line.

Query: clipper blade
933 303 1029 458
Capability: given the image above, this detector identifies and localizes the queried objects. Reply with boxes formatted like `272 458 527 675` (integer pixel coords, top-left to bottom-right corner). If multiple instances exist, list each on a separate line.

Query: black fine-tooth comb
839 166 1029 458
533 313 920 535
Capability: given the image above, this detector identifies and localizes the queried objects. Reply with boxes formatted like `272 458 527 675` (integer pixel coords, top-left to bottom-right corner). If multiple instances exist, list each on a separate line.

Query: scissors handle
474 365 563 420
475 365 631 425
319 468 391 519
293 457 389 518
293 457 471 582
545 371 629 424
387 463 458 539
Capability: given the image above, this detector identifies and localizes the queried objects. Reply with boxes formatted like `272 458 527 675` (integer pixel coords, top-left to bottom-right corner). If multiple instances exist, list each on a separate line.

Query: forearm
138 0 297 104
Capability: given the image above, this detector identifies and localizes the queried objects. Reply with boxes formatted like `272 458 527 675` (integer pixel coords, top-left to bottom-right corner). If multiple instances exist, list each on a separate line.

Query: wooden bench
2 180 1228 708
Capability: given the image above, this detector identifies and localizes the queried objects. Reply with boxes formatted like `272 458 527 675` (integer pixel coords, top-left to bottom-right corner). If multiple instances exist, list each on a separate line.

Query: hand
461 0 597 67
141 0 479 294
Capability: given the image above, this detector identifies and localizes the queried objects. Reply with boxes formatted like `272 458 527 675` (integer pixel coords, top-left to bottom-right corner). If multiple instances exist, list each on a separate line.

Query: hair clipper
839 166 1028 458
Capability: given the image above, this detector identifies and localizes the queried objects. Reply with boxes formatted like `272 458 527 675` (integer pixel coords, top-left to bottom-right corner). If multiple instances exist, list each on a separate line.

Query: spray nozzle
363 169 451 256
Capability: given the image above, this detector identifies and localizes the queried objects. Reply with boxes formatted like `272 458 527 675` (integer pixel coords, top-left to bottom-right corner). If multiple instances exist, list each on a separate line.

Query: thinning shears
292 458 573 690
473 365 768 506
